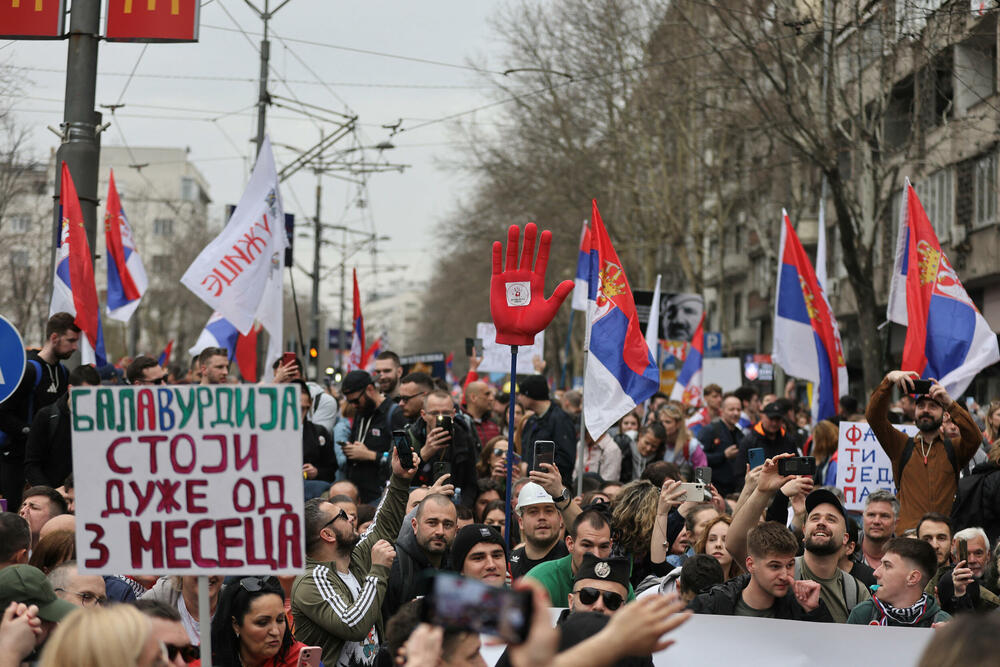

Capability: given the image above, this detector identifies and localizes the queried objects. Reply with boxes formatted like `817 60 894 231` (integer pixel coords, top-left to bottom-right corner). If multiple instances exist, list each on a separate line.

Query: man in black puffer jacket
382 493 457 620
689 521 833 622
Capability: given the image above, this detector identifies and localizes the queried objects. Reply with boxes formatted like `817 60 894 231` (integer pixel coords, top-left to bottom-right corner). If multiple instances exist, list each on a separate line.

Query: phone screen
423 573 531 644
393 429 414 469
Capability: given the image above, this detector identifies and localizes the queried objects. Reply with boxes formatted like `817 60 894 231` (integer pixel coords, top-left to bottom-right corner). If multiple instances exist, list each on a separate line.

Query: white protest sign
476 322 544 374
837 421 918 511
72 385 304 575
481 609 933 667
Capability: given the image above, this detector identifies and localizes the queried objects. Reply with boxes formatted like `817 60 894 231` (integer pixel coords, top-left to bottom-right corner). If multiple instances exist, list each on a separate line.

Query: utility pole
311 133 323 378
245 0 294 157
53 0 102 260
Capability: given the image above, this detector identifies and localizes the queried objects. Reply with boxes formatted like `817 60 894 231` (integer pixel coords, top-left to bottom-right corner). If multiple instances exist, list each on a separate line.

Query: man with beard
293 446 418 667
0 313 79 508
727 456 869 622
373 351 403 399
509 483 568 578
866 371 981 532
382 493 457 619
340 370 405 504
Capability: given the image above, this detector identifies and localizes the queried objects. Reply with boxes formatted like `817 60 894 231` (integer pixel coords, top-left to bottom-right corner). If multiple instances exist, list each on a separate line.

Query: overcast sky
4 0 516 316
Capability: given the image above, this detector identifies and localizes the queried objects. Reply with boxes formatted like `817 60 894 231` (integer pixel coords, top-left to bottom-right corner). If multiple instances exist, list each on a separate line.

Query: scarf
871 593 932 626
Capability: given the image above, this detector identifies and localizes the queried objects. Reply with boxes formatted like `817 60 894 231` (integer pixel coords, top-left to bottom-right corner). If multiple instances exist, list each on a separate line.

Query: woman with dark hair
210 576 311 667
475 436 522 483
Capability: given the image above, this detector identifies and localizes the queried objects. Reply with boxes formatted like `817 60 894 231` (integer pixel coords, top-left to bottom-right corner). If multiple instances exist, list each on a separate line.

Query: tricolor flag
571 221 591 312
187 312 259 381
104 169 148 322
361 330 385 374
583 200 659 438
887 180 999 396
772 210 847 421
347 269 365 372
50 162 106 367
157 340 173 367
670 313 705 407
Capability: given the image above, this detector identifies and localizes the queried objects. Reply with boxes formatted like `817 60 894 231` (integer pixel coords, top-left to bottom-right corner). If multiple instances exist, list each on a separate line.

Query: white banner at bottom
481 610 934 666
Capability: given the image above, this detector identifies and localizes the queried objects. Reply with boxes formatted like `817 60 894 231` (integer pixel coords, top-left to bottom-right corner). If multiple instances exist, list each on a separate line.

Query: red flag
62 162 101 349
235 325 259 382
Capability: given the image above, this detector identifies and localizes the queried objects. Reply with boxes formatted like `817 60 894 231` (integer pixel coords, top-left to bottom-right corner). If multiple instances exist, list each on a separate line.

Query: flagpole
560 309 575 389
577 298 593 497
504 345 519 550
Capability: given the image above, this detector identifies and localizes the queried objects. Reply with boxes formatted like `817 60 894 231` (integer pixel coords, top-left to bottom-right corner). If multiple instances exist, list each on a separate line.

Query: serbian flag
50 162 106 367
104 169 148 322
887 180 999 395
157 340 173 367
187 312 258 381
361 331 384 373
347 269 365 372
571 220 591 311
671 314 705 407
583 200 659 438
772 210 847 421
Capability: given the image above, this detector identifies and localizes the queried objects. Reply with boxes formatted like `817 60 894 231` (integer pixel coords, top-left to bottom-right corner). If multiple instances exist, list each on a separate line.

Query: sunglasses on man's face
575 587 624 610
322 508 350 530
165 642 200 664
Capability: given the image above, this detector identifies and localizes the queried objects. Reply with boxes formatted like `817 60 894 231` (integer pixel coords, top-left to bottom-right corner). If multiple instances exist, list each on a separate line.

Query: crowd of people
3 313 1000 665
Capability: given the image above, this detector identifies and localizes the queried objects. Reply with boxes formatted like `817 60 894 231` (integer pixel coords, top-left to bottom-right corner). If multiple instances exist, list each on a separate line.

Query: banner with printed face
837 421 918 511
72 385 304 575
476 322 544 375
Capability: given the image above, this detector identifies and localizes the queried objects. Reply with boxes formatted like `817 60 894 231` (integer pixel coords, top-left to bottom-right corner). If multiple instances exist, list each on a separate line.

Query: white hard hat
516 482 555 512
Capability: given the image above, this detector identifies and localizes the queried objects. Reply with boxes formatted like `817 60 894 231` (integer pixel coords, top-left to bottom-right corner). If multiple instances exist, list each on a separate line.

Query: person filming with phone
406 390 478 507
865 371 981 533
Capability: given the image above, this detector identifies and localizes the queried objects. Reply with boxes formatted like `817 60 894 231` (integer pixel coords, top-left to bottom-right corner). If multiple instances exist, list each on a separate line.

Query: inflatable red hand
490 223 574 346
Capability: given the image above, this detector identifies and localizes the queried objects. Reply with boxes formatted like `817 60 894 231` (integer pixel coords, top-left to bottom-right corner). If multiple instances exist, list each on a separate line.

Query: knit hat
519 375 549 401
0 565 76 623
450 524 507 572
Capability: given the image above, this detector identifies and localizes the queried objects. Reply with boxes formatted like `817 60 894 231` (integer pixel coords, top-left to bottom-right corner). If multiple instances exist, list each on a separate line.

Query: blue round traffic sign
0 316 26 405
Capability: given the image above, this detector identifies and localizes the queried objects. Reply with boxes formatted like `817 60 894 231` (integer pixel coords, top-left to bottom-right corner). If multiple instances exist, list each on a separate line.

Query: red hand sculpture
490 223 574 346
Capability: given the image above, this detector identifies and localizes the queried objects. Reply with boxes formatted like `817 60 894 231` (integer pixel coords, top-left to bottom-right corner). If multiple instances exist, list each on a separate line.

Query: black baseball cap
762 401 784 418
805 488 849 525
341 370 373 395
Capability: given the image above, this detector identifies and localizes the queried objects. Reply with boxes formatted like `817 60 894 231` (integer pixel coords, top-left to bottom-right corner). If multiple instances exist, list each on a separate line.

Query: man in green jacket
524 508 635 605
292 447 418 666
847 537 950 627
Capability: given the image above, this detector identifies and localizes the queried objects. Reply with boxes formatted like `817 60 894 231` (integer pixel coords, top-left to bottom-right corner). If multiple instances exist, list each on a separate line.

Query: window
974 153 997 228
752 260 768 295
10 250 29 267
181 177 199 202
152 255 171 273
154 218 174 236
732 291 743 329
8 214 31 233
913 168 954 243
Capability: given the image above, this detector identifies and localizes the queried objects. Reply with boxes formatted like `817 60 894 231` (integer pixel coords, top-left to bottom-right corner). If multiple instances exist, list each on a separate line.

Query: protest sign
837 421 918 510
72 384 304 575
476 322 544 374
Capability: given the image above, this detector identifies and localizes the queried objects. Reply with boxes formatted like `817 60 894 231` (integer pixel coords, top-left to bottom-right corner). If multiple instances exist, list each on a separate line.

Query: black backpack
894 435 959 486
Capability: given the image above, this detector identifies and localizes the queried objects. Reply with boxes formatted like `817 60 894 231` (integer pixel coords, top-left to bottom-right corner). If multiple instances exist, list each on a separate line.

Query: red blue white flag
50 162 106 366
670 313 705 407
772 210 847 421
104 169 147 322
583 200 659 438
348 269 365 372
571 220 591 312
887 180 999 396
